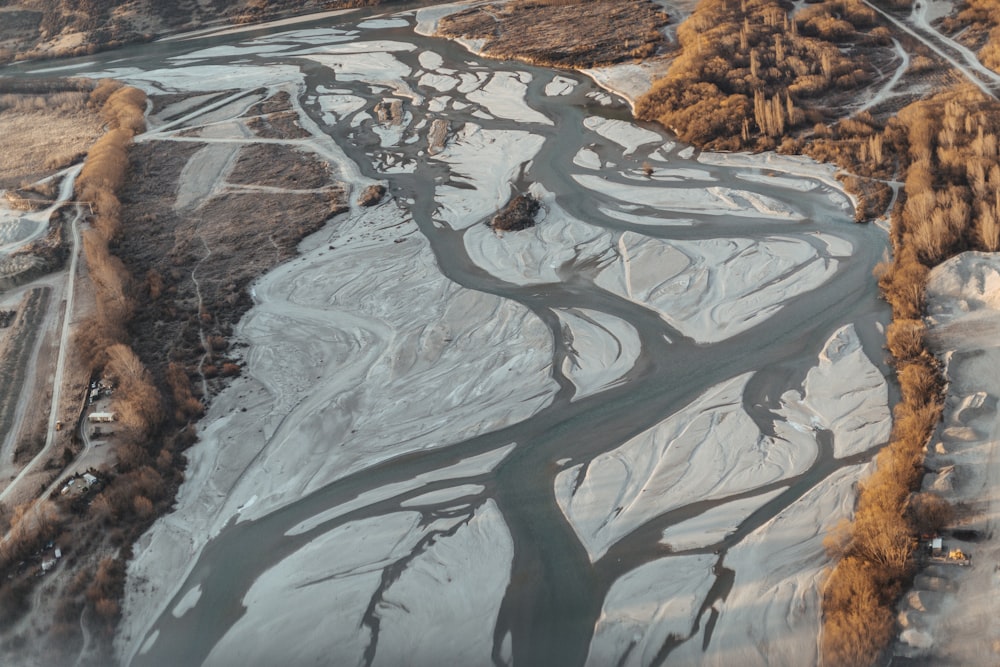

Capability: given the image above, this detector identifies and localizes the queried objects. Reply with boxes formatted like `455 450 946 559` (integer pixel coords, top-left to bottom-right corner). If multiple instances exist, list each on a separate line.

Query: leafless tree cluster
636 0 879 149
0 501 63 574
104 344 163 439
437 0 668 69
76 81 146 242
166 362 204 422
84 557 124 636
940 0 1000 74
631 3 960 660
74 81 149 371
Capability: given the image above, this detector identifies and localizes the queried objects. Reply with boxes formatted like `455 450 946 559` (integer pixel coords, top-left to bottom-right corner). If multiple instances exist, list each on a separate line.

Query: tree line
0 78 180 652
0 80 157 644
635 0 883 150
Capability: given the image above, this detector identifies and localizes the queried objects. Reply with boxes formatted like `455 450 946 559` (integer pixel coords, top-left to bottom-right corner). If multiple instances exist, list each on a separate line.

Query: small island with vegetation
489 193 541 232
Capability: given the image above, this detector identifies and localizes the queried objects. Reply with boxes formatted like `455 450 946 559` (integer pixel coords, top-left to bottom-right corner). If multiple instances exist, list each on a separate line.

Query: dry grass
0 96 102 189
438 0 668 69
884 318 926 363
228 143 332 190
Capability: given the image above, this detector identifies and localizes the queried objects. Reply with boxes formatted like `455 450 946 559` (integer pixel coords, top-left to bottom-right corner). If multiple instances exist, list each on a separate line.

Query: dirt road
0 197 84 506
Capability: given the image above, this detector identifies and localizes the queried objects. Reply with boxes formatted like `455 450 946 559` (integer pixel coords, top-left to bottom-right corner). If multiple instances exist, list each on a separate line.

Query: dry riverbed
0 6 894 666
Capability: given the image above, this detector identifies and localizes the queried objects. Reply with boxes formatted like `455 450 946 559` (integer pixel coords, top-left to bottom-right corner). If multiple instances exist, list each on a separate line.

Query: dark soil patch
247 111 310 139
117 140 347 396
229 143 332 190
244 90 293 116
438 0 669 68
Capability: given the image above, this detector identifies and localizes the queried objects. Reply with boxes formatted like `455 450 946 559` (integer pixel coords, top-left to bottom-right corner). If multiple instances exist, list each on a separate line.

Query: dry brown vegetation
437 0 668 69
231 0 396 25
357 183 386 207
3 75 301 662
0 79 102 189
62 81 172 653
53 114 350 659
246 111 311 139
75 79 147 369
228 142 332 189
28 107 350 659
240 91 313 139
0 0 401 64
490 193 541 231
0 79 176 663
104 344 163 440
635 0 884 150
626 0 1000 663
820 85 1000 666
800 110 896 221
940 0 1000 73
115 138 346 403
0 500 62 577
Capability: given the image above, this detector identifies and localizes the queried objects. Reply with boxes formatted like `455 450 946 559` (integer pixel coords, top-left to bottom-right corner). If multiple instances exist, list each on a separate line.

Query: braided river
13 6 894 666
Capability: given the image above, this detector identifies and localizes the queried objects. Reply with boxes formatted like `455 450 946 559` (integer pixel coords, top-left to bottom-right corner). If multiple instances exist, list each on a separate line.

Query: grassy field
0 89 101 190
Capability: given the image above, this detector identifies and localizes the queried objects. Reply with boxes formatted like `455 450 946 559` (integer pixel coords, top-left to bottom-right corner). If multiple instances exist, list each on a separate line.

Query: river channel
9 6 892 666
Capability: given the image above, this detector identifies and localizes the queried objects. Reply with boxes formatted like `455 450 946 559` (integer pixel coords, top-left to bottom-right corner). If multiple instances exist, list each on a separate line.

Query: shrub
885 319 925 363
106 344 164 439
490 193 541 231
898 361 942 408
875 248 928 319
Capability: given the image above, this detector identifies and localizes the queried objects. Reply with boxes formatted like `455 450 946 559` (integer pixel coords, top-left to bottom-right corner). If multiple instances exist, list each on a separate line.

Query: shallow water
9 8 892 667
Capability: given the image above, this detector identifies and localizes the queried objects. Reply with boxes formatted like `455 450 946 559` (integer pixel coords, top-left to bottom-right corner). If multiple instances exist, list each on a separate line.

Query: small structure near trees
58 470 102 497
925 535 972 565
930 537 943 557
